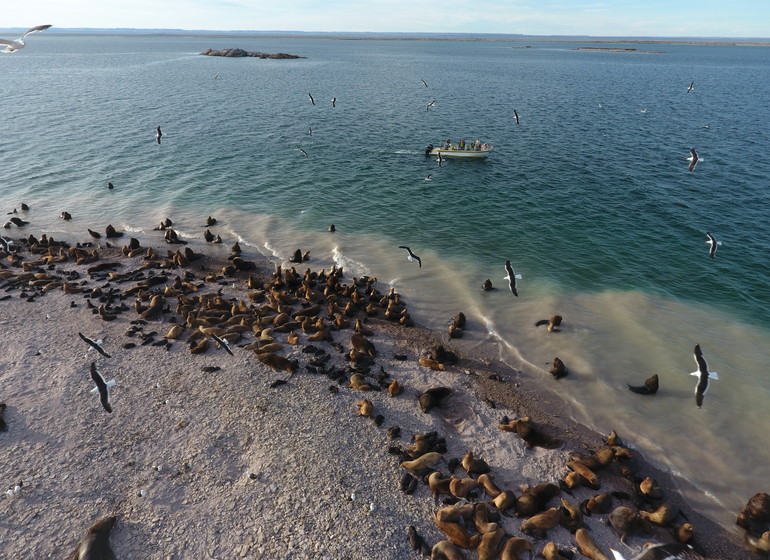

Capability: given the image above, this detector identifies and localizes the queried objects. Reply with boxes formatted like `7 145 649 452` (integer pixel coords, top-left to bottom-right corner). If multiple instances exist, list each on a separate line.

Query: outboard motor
425 144 434 156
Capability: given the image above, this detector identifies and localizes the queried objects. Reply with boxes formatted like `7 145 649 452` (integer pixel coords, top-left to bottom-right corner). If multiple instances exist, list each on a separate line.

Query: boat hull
428 148 491 158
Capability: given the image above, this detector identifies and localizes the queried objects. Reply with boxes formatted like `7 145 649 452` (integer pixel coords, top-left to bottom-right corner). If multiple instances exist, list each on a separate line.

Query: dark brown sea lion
481 279 494 291
737 492 770 536
535 314 563 332
68 515 117 560
550 357 568 379
104 224 123 238
500 537 533 560
0 402 7 431
477 526 505 560
499 416 563 450
431 539 466 560
520 507 560 538
418 387 453 413
627 374 659 395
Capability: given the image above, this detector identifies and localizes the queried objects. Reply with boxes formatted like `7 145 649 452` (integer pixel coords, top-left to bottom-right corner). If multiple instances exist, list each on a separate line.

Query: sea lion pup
520 507 561 538
477 526 506 560
535 315 563 333
461 451 490 475
407 525 432 557
351 332 376 357
388 379 403 397
627 374 659 395
431 540 466 560
575 528 610 560
418 386 453 413
500 537 533 560
419 357 446 371
499 416 563 450
539 541 572 560
639 503 680 527
581 493 613 516
68 515 117 560
349 373 373 391
550 357 568 379
481 279 494 291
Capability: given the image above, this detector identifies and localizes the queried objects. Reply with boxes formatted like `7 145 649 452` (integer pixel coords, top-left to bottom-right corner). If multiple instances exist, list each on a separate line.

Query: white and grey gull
0 24 51 53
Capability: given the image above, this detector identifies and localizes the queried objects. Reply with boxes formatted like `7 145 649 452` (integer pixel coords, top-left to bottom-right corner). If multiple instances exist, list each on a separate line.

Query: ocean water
2 33 770 531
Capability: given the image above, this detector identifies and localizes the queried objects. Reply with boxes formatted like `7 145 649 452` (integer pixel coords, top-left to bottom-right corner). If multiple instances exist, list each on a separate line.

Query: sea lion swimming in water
535 314 562 332
627 374 659 395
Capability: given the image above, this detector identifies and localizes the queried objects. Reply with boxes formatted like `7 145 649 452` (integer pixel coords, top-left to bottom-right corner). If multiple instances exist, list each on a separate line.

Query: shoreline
0 229 748 558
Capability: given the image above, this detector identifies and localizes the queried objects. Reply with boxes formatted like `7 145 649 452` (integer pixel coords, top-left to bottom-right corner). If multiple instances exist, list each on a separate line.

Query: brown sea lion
559 497 583 532
539 541 572 560
351 332 376 357
500 537 533 560
402 452 443 474
431 540 466 560
627 374 659 395
449 476 479 499
493 490 517 512
472 502 499 534
435 505 481 549
428 471 452 498
608 506 651 544
575 527 610 560
581 493 613 515
257 352 297 374
418 387 452 413
550 357 568 379
419 357 446 371
520 507 561 538
68 515 117 560
499 416 563 449
535 314 563 332
461 451 490 475
481 279 494 291
515 482 560 517
737 492 770 535
477 527 505 560
0 402 7 431
476 473 502 499
745 531 770 554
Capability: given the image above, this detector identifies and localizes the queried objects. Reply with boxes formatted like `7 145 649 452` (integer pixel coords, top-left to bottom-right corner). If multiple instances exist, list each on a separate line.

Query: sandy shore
0 229 748 559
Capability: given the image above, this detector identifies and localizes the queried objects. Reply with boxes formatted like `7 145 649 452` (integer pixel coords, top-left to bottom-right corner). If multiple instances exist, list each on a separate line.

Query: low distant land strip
574 47 665 53
200 48 304 58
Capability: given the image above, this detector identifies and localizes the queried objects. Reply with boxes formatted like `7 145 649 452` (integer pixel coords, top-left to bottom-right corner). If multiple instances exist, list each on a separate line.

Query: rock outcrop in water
200 48 304 59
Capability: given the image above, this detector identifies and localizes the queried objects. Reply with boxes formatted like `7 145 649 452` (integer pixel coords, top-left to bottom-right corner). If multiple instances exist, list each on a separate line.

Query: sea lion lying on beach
498 416 563 449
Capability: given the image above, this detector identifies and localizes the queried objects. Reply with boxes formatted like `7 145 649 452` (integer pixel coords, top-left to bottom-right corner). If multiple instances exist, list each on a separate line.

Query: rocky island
200 48 305 58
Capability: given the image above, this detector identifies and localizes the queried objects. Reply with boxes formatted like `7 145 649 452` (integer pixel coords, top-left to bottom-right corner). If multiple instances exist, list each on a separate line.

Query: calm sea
2 33 769 530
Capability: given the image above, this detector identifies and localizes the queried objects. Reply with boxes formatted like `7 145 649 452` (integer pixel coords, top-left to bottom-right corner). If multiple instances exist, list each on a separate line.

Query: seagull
211 333 234 356
307 126 312 136
513 109 520 124
690 343 718 408
687 148 699 172
421 79 428 88
79 332 111 358
155 126 162 144
640 107 648 113
426 100 437 112
436 152 443 167
0 24 52 53
308 93 315 105
332 97 337 108
398 246 421 268
687 81 695 93
705 232 721 259
90 362 115 413
503 260 522 297
424 174 432 181
297 148 308 158
611 542 703 560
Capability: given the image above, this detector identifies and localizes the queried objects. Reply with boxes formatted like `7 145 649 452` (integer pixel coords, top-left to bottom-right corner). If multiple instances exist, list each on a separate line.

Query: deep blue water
2 34 770 529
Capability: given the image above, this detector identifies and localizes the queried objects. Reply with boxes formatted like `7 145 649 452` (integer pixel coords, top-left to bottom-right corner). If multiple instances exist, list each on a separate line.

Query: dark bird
332 97 336 107
155 126 162 144
687 148 699 172
297 148 308 158
687 81 694 93
705 231 721 259
107 182 114 189
0 24 52 53
211 333 234 356
690 343 718 408
504 259 522 296
437 152 443 167
398 246 421 267
513 109 520 124
307 126 312 136
308 93 315 105
79 332 111 358
89 362 114 413
611 542 703 560
421 79 428 88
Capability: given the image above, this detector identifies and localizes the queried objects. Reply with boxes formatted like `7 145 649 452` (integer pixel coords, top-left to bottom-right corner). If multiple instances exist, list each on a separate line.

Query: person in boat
459 139 465 149
444 138 451 149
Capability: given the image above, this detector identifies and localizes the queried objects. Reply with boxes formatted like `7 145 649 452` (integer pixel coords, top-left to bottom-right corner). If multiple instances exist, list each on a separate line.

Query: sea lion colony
0 213 758 558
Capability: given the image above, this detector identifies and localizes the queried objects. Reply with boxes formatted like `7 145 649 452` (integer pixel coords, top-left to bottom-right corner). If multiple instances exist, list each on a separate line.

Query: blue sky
4 0 769 37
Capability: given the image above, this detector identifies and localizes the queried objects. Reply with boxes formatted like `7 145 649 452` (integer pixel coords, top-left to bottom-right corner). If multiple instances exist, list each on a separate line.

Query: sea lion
520 507 561 538
430 540 466 560
627 374 659 395
493 490 517 512
745 531 770 554
61 211 72 220
461 451 490 475
575 528 610 560
355 399 374 417
535 315 563 333
638 476 663 501
328 224 336 232
499 416 563 449
559 497 583 532
674 522 695 544
737 492 770 535
639 503 679 526
388 379 403 397
476 473 502 499
0 402 7 431
419 357 446 371
418 387 453 413
567 460 599 488
351 332 376 357
500 537 533 560
477 527 505 560
481 279 494 291
608 506 650 544
581 493 613 515
104 224 122 238
349 373 373 391
435 504 481 549
472 502 499 534
428 471 453 498
515 483 560 517
257 352 297 374
449 476 479 499
401 452 443 474
68 515 117 560
550 357 568 379
539 541 572 560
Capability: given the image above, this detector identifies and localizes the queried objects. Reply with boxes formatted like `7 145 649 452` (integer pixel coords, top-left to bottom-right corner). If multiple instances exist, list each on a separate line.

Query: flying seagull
0 24 52 53
436 152 443 167
308 93 315 105
79 332 111 358
90 362 115 413
611 542 703 560
690 343 718 408
421 79 428 88
705 232 721 259
425 174 432 181
513 109 520 124
332 97 337 108
211 333 234 356
155 126 162 144
297 148 308 158
503 259 522 297
687 148 699 172
398 246 421 267
307 126 312 136
426 100 437 112
687 81 695 93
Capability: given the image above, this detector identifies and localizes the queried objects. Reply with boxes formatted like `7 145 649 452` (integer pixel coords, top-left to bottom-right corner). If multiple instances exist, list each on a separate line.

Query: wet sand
0 229 748 558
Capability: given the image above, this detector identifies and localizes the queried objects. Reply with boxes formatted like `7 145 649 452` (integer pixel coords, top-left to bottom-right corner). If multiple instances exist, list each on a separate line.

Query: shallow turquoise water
2 34 770 529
